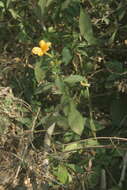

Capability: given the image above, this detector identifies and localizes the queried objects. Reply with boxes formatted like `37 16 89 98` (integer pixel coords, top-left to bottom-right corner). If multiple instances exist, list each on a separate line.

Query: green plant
1 0 127 189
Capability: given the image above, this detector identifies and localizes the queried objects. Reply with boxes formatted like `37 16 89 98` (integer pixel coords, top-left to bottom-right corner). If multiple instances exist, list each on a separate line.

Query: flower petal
39 40 45 48
47 42 51 47
39 40 51 53
32 47 44 56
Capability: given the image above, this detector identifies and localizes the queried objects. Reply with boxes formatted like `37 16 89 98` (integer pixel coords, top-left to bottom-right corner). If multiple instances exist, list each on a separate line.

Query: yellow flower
32 47 44 56
39 40 51 53
32 40 51 56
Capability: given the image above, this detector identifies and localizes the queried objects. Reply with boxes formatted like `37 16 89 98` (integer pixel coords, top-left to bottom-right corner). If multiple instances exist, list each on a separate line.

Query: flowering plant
32 40 51 56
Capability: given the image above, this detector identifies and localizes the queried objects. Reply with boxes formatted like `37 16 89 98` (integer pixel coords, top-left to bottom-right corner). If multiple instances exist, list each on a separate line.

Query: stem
45 52 53 58
64 136 127 146
85 86 96 137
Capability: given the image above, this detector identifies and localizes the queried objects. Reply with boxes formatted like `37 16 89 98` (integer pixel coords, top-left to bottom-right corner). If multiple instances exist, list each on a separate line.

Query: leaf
61 0 72 10
79 7 97 45
87 166 100 188
38 0 53 17
64 75 85 84
0 1 4 8
55 77 65 94
67 164 84 174
64 138 99 151
106 60 123 73
68 101 85 135
105 73 120 89
63 104 70 116
62 47 72 65
60 95 70 116
34 60 46 83
84 62 94 73
38 0 47 17
35 82 53 95
92 120 105 131
46 0 54 7
56 115 69 129
108 186 121 190
63 131 75 143
117 1 126 21
85 139 99 146
18 23 30 42
110 96 127 126
107 73 120 82
57 165 69 184
6 0 12 8
108 29 117 44
64 142 82 152
8 9 20 19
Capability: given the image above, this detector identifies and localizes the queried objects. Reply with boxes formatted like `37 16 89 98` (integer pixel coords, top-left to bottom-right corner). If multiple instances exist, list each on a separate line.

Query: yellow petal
32 47 44 56
39 40 51 53
39 40 45 48
47 42 51 47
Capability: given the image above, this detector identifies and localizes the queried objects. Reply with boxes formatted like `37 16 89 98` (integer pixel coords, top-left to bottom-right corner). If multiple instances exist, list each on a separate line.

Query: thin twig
64 136 127 146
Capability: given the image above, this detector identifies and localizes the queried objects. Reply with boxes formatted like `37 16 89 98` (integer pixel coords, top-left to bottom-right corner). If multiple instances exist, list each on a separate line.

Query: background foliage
0 0 127 189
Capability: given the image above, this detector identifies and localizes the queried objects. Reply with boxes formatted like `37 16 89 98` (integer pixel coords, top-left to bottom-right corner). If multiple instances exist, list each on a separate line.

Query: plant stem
85 85 96 137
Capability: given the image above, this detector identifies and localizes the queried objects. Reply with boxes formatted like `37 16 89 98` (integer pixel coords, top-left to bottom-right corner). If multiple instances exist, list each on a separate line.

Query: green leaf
105 73 120 89
110 96 127 126
79 7 97 45
64 136 99 151
106 60 123 73
64 75 85 84
55 77 65 94
46 0 54 7
93 120 105 131
38 0 53 17
84 62 94 73
8 8 20 19
85 139 99 146
61 0 72 10
64 142 82 151
108 186 121 190
18 23 30 42
34 60 46 83
62 47 72 65
6 0 12 8
63 131 75 143
107 73 120 82
108 29 117 44
35 82 53 95
68 101 85 135
117 1 126 21
87 166 100 188
57 165 69 184
38 0 47 16
0 1 4 8
67 164 84 174
56 115 69 129
60 95 70 116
